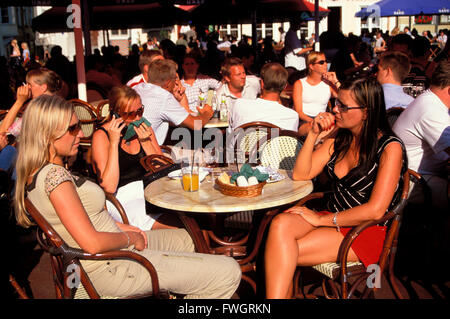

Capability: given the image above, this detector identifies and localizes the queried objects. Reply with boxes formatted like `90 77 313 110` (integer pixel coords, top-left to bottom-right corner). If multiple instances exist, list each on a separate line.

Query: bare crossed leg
264 211 359 299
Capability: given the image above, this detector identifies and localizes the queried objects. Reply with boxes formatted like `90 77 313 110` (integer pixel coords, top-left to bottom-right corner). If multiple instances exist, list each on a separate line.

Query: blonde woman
292 51 340 136
91 86 179 230
14 94 241 298
0 68 62 137
21 42 30 65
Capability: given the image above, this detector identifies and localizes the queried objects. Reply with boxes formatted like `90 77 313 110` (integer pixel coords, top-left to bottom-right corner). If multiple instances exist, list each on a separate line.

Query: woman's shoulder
43 164 74 196
378 134 404 151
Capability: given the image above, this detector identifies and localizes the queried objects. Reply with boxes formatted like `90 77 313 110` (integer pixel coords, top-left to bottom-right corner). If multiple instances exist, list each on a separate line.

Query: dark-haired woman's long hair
333 77 393 179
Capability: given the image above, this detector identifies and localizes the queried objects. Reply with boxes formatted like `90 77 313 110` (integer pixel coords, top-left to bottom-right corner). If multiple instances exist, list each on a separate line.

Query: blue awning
355 0 450 17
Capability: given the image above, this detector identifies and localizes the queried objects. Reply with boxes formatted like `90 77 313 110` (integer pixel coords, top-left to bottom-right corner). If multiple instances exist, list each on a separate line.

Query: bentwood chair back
94 99 110 125
24 198 166 299
70 99 98 147
258 130 303 170
293 169 420 299
233 121 280 165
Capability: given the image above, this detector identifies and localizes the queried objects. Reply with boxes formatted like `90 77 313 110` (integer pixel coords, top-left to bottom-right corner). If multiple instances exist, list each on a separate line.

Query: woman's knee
269 212 302 235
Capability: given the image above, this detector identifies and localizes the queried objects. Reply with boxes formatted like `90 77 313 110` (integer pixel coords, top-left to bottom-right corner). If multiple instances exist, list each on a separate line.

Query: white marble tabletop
144 169 313 213
204 117 229 129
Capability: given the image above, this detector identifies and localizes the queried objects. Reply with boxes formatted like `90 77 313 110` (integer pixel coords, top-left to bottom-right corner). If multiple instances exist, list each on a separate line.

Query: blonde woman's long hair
14 95 73 228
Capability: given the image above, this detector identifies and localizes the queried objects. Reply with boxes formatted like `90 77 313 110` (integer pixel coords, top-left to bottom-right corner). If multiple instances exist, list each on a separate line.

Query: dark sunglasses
120 106 144 119
313 60 327 65
67 122 82 136
334 99 365 113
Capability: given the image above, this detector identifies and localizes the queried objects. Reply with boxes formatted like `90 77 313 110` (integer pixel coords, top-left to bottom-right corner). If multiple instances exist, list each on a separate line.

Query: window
440 15 450 24
110 29 128 36
265 23 273 38
1 7 9 24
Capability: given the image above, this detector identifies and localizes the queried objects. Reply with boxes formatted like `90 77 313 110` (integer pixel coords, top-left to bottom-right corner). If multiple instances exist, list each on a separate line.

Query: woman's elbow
292 170 309 181
365 204 388 221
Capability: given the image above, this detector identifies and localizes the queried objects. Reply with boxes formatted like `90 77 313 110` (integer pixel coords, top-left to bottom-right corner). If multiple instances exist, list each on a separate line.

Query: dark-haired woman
264 77 407 298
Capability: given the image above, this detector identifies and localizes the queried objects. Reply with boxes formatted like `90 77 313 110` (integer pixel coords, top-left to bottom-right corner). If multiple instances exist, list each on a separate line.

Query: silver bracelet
332 212 340 232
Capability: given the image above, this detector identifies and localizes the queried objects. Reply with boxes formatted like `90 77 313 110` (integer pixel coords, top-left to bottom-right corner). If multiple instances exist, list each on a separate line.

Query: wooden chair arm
337 211 396 268
105 192 129 225
50 243 162 298
140 154 174 173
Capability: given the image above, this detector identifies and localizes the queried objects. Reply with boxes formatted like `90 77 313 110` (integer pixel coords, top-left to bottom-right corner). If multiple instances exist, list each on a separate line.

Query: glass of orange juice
181 159 199 192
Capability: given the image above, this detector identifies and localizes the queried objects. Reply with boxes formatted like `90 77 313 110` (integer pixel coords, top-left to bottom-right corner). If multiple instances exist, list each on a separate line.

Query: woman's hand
134 122 153 144
116 222 148 250
322 72 338 86
106 117 126 146
311 112 335 135
284 206 322 227
16 84 31 104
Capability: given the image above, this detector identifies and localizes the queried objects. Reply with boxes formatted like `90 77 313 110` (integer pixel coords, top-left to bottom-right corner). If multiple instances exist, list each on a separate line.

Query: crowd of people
1 20 449 299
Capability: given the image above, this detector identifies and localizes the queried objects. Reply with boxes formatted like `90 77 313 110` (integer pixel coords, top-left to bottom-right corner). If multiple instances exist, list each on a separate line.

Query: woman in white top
180 52 220 114
292 51 340 136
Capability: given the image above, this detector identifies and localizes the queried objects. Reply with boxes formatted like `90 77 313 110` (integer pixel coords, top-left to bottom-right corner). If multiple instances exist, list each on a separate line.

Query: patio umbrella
190 0 328 48
31 1 191 101
32 2 191 33
355 0 449 17
190 0 329 25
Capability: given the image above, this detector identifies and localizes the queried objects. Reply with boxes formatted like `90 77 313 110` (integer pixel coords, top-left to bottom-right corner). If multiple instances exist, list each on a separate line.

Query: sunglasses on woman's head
67 122 82 135
120 106 144 119
334 99 366 113
313 60 327 65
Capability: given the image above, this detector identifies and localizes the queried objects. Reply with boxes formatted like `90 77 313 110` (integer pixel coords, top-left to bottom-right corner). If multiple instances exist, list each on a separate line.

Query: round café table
144 169 313 294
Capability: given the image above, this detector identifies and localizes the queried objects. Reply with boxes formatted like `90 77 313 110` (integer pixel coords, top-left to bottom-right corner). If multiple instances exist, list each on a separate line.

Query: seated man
213 57 261 114
126 49 164 88
393 60 450 214
134 59 213 145
376 51 414 109
229 62 299 132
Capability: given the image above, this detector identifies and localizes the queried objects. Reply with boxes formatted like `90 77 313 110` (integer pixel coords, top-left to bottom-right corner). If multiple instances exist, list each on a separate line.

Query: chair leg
293 268 304 298
388 268 406 299
9 274 29 299
323 279 339 299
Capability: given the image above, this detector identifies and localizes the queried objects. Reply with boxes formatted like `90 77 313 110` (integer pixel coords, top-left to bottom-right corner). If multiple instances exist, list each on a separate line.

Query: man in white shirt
284 18 313 71
437 30 448 49
376 51 414 109
230 62 298 131
374 31 386 54
126 49 164 88
213 57 261 116
393 61 450 213
134 59 213 145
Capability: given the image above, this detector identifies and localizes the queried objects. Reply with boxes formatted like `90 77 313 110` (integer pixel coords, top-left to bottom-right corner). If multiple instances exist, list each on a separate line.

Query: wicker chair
70 99 98 147
233 121 280 165
258 129 303 170
293 169 421 299
24 198 167 299
92 99 110 126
